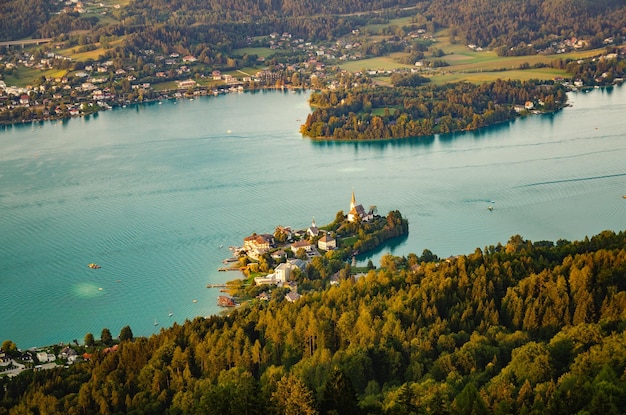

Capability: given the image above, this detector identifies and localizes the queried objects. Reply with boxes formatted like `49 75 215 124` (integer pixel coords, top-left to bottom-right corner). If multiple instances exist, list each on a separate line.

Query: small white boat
168 309 173 317
154 319 159 326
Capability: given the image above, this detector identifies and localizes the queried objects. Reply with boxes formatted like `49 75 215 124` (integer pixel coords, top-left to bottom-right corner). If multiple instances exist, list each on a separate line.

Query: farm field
339 21 608 84
55 37 126 62
232 47 275 59
340 53 416 72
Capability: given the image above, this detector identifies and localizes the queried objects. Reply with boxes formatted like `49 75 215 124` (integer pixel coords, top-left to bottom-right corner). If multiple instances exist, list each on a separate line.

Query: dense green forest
300 79 569 140
426 0 626 54
2 229 626 414
2 0 625 56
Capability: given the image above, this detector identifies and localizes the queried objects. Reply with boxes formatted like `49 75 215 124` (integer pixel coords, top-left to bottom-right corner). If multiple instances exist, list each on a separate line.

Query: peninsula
300 78 570 140
213 190 409 302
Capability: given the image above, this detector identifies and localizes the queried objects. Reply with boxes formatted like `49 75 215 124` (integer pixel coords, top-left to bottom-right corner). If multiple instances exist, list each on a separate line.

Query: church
347 190 374 222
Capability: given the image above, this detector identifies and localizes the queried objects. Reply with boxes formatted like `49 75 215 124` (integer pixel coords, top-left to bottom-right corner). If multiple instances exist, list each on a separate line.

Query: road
0 38 52 47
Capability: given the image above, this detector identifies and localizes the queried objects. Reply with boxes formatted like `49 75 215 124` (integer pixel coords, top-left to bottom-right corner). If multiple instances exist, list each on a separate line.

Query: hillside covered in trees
2 0 625 55
2 229 626 414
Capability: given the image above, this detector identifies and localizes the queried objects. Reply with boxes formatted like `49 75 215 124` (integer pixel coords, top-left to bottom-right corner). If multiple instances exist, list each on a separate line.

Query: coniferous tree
320 367 359 415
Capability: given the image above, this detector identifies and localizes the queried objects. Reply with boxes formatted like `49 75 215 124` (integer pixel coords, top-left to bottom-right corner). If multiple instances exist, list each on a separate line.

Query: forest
1 229 625 414
1 0 625 57
300 79 569 140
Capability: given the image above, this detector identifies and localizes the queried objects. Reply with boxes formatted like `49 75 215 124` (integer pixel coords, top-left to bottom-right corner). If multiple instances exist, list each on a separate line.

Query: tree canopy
2 229 626 414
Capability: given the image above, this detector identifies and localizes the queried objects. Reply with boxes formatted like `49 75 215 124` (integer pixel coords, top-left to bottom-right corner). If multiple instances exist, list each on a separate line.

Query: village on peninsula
210 190 409 307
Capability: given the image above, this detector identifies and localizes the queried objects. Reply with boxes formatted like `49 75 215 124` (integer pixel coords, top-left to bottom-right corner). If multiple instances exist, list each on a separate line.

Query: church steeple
350 189 356 210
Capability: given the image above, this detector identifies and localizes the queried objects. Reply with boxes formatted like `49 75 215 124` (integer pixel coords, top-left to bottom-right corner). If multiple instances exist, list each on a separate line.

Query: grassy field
340 53 415 72
339 22 607 83
83 12 120 27
232 47 275 59
235 67 260 76
428 68 569 85
55 37 125 62
340 236 358 248
371 107 396 116
151 81 180 91
361 16 415 34
2 67 66 87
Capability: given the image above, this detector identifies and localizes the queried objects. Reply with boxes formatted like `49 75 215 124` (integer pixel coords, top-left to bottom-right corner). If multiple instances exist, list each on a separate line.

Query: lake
1 87 625 349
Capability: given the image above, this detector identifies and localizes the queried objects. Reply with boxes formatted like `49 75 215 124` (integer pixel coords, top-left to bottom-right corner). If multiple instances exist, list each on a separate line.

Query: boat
192 299 198 303
88 263 101 269
487 206 494 211
168 309 173 317
154 319 159 326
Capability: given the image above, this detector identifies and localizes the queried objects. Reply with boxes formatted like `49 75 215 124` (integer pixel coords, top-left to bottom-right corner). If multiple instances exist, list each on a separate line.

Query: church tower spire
350 189 356 211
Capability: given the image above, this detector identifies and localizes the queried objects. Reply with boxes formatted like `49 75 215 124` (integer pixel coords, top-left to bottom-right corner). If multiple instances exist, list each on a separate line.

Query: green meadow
56 37 126 62
339 22 607 83
361 16 415 34
3 67 65 87
232 47 275 59
340 54 416 72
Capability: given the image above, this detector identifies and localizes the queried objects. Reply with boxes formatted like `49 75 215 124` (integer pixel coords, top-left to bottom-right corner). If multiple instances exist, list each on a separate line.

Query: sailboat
168 309 174 317
154 318 159 326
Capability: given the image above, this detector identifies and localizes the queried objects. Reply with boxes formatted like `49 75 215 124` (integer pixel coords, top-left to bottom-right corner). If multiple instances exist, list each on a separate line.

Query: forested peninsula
300 79 568 140
2 229 626 414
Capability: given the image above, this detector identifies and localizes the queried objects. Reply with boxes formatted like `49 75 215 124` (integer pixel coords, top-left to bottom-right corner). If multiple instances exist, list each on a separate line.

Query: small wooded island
300 78 569 140
215 190 409 303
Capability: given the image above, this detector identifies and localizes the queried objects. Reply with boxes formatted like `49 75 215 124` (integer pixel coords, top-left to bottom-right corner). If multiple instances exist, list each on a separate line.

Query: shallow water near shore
1 87 625 349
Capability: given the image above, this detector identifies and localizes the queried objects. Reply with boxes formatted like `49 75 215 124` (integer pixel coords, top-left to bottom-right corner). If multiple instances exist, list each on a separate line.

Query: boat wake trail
518 172 626 188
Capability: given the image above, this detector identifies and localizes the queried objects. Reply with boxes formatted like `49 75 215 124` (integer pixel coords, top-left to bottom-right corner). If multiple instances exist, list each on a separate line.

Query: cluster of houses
232 191 374 299
0 344 88 377
61 0 121 16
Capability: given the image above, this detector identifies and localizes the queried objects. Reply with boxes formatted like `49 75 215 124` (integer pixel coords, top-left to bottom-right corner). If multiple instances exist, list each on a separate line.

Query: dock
207 284 227 288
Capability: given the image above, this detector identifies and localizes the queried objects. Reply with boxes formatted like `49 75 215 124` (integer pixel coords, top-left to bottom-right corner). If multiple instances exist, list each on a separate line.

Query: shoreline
0 85 310 128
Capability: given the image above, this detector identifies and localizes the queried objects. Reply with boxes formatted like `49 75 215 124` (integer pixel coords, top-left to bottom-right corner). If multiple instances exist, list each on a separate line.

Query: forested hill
2 0 626 51
426 0 626 52
2 230 626 414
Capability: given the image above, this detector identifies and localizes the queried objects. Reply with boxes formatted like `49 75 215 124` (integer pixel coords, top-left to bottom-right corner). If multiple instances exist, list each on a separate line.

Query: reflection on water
357 233 410 263
310 134 436 150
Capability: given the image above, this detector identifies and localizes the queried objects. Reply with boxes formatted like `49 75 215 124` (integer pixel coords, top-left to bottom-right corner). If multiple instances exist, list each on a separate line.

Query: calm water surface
1 87 625 348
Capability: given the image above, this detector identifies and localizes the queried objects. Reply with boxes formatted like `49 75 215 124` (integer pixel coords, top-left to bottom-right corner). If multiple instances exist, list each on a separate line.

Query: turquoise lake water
1 87 625 349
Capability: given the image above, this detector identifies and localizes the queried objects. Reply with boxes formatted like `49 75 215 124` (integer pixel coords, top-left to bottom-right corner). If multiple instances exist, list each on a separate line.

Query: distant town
2 19 624 126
